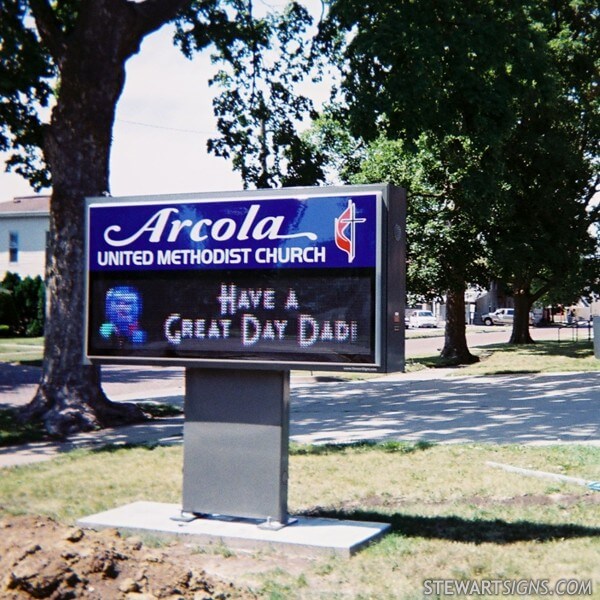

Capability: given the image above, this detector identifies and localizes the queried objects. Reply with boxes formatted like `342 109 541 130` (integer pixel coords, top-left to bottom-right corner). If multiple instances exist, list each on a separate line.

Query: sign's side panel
384 186 407 373
85 189 385 371
83 201 93 366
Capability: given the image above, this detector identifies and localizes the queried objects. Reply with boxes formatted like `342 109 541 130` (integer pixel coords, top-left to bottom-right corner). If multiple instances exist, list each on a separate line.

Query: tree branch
584 173 600 207
530 281 554 303
29 0 67 64
131 0 193 38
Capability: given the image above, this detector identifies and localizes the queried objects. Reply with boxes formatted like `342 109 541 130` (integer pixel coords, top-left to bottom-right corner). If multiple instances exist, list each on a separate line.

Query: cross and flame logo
334 199 366 263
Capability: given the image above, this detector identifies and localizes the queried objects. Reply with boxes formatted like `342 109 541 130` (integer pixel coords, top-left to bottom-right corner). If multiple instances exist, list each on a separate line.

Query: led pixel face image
99 286 147 344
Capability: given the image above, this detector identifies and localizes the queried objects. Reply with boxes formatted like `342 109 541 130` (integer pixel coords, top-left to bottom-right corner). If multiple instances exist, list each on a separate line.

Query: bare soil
336 491 600 510
0 514 261 600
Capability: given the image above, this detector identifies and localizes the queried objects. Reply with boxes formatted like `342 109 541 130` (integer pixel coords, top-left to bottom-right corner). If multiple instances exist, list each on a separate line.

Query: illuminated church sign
85 185 406 372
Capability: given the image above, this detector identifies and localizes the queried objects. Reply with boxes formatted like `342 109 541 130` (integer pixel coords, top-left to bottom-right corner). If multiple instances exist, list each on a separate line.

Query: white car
481 308 533 326
408 310 438 328
481 308 514 326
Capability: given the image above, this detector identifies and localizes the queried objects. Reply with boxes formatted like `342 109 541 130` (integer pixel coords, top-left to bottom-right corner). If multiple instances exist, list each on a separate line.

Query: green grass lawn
0 443 598 599
1 334 599 597
0 336 44 365
2 335 597 374
408 340 599 375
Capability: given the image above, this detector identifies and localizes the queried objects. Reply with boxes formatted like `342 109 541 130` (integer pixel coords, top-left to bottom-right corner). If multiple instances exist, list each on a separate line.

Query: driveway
1 368 598 467
290 371 600 445
1 326 598 464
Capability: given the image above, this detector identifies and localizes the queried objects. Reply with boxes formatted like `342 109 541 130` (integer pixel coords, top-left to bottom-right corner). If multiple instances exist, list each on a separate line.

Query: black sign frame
84 184 406 373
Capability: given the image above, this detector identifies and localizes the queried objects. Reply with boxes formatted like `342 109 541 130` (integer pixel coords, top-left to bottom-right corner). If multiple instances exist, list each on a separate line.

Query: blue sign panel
85 188 393 371
88 194 377 272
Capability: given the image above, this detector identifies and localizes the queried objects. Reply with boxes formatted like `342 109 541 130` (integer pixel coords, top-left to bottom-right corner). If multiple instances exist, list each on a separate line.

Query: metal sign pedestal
182 368 291 527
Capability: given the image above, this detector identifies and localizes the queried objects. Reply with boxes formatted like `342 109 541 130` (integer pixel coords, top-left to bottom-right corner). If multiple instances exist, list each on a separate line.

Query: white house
0 195 50 279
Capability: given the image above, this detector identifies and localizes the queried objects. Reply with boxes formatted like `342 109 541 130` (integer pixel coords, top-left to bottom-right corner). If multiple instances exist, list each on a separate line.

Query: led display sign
85 185 406 372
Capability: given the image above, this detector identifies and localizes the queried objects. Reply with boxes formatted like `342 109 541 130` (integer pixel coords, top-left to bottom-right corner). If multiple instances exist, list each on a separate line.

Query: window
9 231 18 263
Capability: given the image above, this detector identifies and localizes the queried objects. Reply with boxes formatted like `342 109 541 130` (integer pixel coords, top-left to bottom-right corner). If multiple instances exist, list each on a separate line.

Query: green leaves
322 0 599 310
205 1 324 188
350 133 490 299
0 272 45 337
0 0 55 189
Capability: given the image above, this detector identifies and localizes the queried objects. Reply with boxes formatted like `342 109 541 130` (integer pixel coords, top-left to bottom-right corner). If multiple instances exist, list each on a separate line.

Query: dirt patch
0 514 259 599
335 491 600 511
464 492 600 508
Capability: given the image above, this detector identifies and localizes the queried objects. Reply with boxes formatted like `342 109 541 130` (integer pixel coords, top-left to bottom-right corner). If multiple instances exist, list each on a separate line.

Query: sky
0 1 327 203
0 26 229 201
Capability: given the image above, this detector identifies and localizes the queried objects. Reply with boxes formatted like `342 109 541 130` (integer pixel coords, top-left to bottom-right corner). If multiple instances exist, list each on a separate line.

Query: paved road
291 370 600 445
2 325 587 408
1 325 597 467
1 367 598 468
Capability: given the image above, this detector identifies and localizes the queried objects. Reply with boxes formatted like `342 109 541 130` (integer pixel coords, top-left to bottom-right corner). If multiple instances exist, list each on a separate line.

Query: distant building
0 196 50 279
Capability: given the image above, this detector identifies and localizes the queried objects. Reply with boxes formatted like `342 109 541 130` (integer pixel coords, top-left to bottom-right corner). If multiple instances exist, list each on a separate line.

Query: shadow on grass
0 408 46 447
409 340 594 371
476 340 593 359
14 358 43 367
86 442 166 454
302 508 600 544
407 355 482 369
290 440 436 456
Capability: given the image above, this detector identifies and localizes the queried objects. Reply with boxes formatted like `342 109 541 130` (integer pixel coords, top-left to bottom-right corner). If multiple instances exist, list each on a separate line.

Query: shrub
0 289 19 333
0 273 45 337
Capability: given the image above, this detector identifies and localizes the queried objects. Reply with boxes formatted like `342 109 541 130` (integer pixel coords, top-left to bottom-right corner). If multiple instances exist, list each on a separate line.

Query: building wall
0 215 49 279
571 298 600 321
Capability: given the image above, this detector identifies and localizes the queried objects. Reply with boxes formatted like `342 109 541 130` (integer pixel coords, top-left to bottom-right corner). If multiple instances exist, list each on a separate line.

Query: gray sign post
182 368 291 526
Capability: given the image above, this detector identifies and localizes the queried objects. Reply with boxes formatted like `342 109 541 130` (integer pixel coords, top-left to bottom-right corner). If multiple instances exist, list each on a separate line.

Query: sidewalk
1 366 599 468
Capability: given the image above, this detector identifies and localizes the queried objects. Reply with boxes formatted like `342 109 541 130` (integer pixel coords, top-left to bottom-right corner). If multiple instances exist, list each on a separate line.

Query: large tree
0 0 248 436
319 0 599 354
318 0 546 363
484 2 599 343
348 134 490 363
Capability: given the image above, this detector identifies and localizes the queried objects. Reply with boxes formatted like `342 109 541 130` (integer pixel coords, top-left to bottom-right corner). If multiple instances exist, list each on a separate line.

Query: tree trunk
441 286 479 364
509 291 534 344
18 7 154 436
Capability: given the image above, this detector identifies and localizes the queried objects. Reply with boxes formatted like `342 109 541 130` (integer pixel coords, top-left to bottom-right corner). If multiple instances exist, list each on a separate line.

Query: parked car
408 310 439 328
481 308 514 326
481 308 533 326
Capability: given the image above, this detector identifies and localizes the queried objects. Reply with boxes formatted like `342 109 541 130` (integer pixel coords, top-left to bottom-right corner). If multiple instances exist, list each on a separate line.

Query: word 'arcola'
103 205 318 247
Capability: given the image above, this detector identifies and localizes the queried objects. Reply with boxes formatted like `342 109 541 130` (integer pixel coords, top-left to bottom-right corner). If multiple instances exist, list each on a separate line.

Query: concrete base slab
77 501 390 557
